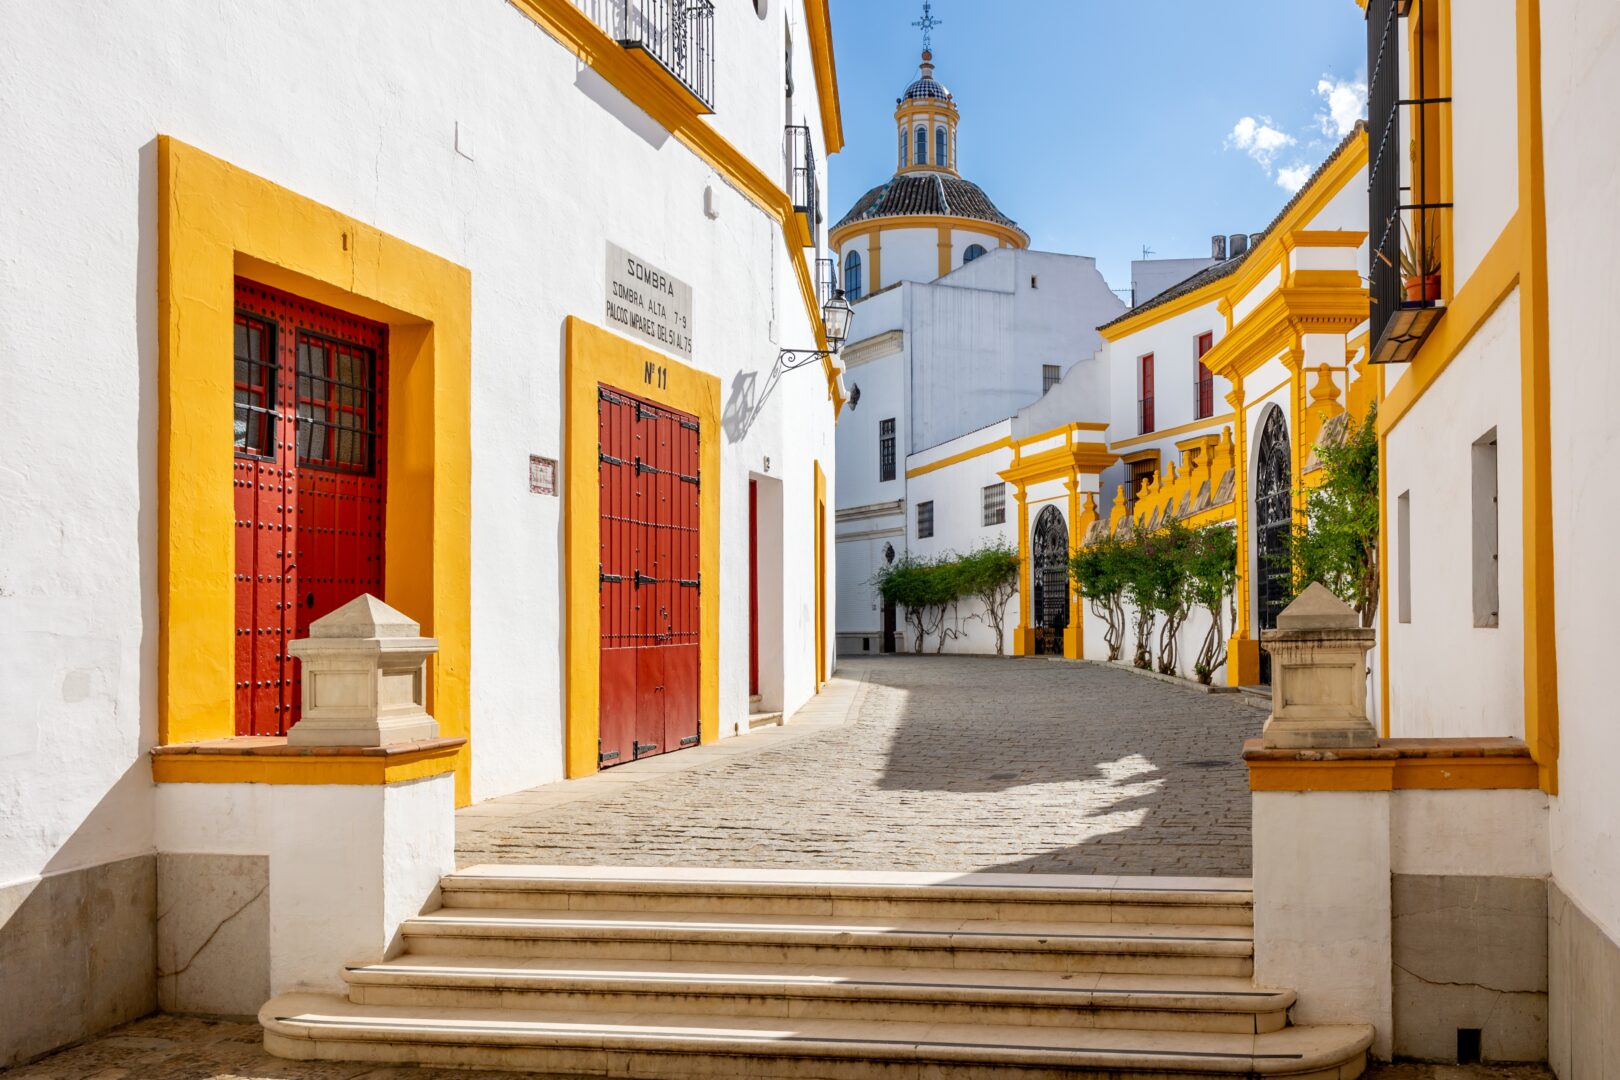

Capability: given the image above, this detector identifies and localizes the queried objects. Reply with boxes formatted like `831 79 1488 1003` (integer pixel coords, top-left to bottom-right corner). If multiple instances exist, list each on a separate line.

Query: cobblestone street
458 656 1264 877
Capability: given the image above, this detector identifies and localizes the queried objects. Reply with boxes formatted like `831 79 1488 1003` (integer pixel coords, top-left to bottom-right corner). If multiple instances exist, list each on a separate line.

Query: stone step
263 992 1373 1079
400 908 1254 976
748 710 785 729
442 865 1255 926
345 955 1293 1034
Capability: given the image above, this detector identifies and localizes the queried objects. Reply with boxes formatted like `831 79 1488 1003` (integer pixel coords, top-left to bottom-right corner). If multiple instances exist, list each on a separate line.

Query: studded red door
233 280 387 736
597 385 700 767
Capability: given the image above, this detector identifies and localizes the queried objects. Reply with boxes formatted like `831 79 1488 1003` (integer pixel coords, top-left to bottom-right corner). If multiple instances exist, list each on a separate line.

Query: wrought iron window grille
786 124 820 229
612 0 716 112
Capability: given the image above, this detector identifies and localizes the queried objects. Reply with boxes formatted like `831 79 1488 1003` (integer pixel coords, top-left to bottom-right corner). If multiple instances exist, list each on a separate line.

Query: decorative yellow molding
1109 413 1235 452
803 0 844 154
906 436 1012 479
1100 132 1368 344
150 737 465 787
1244 738 1539 792
831 214 1029 254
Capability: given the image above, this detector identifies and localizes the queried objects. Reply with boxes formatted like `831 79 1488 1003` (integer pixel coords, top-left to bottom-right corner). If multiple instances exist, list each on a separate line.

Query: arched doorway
1254 406 1292 682
1031 504 1070 656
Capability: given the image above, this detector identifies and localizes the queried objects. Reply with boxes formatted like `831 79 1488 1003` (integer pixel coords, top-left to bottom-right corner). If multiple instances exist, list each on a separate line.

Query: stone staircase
261 866 1373 1078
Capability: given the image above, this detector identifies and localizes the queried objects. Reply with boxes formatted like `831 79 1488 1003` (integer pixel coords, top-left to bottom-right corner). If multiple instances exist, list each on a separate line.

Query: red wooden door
233 280 387 736
748 480 760 697
597 385 700 767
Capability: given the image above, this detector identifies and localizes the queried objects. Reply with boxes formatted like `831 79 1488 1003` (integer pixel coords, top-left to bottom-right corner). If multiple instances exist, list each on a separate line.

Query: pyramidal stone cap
1275 582 1360 630
308 594 422 639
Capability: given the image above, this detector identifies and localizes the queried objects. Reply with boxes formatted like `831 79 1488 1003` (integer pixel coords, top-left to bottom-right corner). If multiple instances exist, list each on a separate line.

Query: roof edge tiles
1096 120 1369 332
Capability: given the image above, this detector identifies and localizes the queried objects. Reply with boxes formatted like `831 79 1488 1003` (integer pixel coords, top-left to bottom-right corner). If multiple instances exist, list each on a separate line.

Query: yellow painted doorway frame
564 317 722 778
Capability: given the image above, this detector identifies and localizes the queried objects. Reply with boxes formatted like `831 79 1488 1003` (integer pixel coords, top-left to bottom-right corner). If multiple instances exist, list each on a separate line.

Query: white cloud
1226 116 1296 170
1276 163 1312 193
1315 76 1368 137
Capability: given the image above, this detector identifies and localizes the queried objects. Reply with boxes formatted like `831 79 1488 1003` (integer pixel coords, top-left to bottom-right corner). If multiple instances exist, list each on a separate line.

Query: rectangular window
233 313 277 458
1043 364 1061 394
1397 490 1412 624
296 333 379 473
1194 332 1215 419
982 483 1006 526
879 418 896 482
1128 460 1156 510
1138 353 1155 434
917 500 934 539
1472 431 1499 628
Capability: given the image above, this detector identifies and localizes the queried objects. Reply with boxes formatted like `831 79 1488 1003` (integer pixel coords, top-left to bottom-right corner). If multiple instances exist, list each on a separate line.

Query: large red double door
597 385 701 767
232 279 388 736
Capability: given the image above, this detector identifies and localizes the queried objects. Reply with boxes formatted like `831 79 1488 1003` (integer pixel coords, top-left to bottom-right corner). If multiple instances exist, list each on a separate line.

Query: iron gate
1254 407 1293 682
1031 504 1070 656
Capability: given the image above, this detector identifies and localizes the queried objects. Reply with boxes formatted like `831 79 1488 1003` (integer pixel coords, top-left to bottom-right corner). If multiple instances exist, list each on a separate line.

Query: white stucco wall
1448 0 1519 288
0 0 842 896
1384 292 1524 741
1101 296 1231 462
1541 0 1620 950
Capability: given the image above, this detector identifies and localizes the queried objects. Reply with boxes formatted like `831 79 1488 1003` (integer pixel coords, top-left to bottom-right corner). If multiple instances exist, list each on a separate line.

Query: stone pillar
286 594 440 747
1260 583 1377 749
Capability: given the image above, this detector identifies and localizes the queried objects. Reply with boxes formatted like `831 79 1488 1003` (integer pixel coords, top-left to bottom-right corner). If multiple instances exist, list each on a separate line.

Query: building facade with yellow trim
0 0 844 1066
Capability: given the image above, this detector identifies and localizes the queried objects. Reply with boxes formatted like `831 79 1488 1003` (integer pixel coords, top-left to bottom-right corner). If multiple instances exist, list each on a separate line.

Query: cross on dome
911 1 942 53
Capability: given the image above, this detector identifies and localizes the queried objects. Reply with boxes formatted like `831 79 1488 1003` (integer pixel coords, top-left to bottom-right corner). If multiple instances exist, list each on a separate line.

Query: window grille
1194 332 1215 419
982 483 1006 526
935 126 947 168
297 333 379 473
233 313 277 458
879 418 896 482
1043 364 1061 394
915 126 927 166
916 499 934 539
611 0 716 111
844 250 863 301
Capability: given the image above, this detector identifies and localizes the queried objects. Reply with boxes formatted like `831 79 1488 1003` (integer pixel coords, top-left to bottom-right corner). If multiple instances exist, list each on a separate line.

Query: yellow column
937 226 952 278
1013 483 1032 656
1225 377 1260 686
1284 342 1307 523
869 229 883 293
1063 474 1086 660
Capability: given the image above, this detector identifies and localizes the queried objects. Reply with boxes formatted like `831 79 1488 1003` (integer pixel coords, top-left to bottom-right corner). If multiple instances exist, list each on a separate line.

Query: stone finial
286 594 440 747
1260 582 1376 749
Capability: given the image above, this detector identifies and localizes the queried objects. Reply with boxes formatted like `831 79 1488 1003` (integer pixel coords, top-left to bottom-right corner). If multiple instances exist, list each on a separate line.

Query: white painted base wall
155 777 455 998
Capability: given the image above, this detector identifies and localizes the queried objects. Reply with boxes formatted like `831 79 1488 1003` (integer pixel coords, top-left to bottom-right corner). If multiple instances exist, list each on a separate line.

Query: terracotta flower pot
1404 273 1441 303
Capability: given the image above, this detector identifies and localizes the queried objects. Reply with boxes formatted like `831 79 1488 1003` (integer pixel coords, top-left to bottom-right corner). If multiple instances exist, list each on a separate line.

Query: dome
833 173 1021 233
900 51 951 103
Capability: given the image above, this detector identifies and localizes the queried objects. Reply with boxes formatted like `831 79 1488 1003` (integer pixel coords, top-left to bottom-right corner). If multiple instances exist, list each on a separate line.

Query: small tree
928 555 971 654
1118 535 1158 670
1185 523 1238 684
1140 522 1194 675
957 542 1021 655
1292 407 1380 626
873 557 931 653
1072 534 1129 661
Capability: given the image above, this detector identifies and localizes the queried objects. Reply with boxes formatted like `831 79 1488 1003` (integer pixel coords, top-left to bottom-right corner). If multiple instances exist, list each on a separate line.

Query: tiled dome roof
833 173 1020 232
902 75 951 102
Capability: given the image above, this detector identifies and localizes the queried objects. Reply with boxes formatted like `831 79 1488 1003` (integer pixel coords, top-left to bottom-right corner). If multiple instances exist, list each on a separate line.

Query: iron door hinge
633 740 658 758
679 734 700 747
599 739 621 764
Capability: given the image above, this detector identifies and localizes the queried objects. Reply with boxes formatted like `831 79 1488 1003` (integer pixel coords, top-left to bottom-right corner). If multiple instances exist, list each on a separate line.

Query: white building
829 47 1125 657
0 0 844 1065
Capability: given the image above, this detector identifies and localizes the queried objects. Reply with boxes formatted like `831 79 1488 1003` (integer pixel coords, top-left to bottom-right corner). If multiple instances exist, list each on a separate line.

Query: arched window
899 126 907 167
963 244 987 265
843 249 864 301
915 126 928 165
936 126 948 168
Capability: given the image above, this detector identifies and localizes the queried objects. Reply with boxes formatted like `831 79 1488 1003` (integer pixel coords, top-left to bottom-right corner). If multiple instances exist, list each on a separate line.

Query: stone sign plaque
529 455 556 496
605 242 693 361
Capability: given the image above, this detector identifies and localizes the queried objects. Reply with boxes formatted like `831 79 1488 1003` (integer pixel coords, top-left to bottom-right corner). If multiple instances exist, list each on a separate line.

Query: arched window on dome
844 249 864 301
899 126 907 167
936 126 948 169
963 244 988 265
915 126 928 166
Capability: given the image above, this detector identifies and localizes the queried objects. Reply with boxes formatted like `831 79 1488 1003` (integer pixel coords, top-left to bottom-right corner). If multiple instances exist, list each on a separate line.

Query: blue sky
826 0 1369 295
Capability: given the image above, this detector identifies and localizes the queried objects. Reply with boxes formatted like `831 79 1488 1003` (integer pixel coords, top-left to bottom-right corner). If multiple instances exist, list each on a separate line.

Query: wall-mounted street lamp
776 290 853 373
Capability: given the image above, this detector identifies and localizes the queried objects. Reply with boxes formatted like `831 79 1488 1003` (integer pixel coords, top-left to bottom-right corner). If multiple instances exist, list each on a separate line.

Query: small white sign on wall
529 455 557 496
605 242 693 361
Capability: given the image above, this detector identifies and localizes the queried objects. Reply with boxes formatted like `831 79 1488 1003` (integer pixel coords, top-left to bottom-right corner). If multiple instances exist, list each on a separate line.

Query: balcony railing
785 123 821 246
1368 0 1451 364
816 256 837 307
606 0 715 112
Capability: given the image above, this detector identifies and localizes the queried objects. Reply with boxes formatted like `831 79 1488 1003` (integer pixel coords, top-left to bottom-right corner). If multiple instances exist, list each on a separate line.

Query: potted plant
1399 216 1441 303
